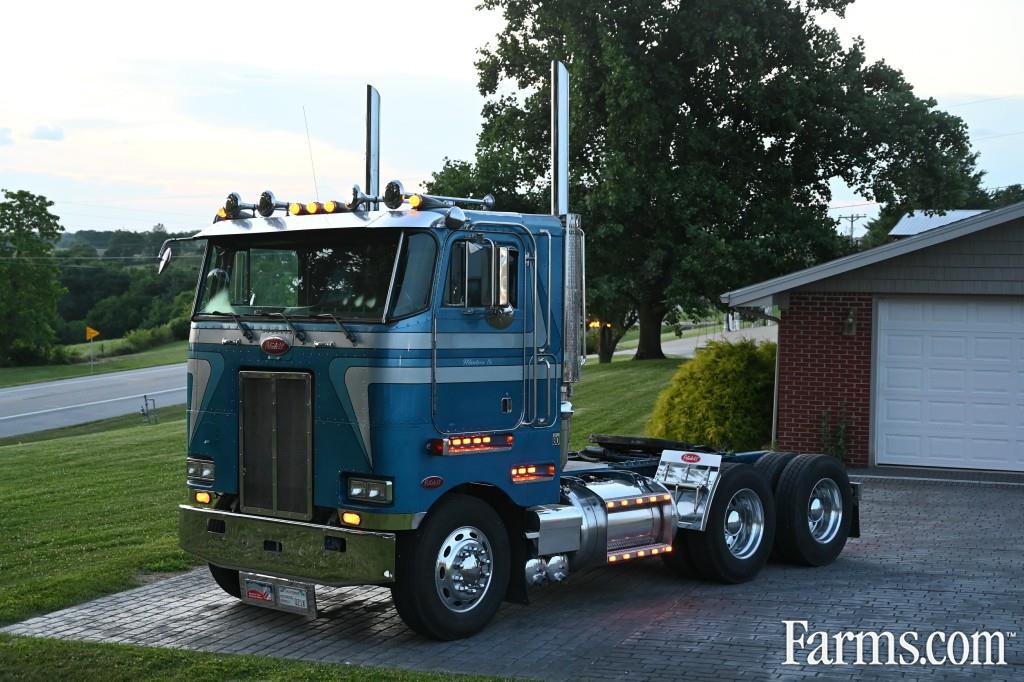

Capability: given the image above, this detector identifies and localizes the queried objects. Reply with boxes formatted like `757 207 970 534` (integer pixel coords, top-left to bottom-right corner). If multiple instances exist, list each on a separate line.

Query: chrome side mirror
157 246 173 274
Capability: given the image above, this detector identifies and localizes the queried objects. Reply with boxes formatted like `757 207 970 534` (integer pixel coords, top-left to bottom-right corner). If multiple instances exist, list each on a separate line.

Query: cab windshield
195 230 437 321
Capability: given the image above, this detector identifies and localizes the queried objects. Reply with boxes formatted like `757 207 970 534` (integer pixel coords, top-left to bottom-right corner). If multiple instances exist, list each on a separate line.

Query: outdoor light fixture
842 309 857 336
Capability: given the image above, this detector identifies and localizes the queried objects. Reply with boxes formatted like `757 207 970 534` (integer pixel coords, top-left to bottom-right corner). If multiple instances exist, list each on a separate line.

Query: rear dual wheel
665 463 776 583
774 454 852 566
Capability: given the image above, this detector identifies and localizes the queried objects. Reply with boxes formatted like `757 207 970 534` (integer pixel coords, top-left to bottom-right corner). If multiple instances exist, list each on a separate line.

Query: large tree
432 0 981 359
0 190 65 365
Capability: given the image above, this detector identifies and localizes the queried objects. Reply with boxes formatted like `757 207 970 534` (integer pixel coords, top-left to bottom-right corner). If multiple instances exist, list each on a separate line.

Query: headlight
347 476 393 504
186 457 215 482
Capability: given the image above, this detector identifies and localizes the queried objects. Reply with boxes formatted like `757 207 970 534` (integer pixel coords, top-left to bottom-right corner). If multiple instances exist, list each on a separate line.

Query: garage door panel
884 367 922 390
930 336 967 358
929 368 965 392
972 369 1011 393
930 303 969 324
975 337 1013 360
884 399 922 422
927 401 965 425
886 335 924 357
876 297 1024 472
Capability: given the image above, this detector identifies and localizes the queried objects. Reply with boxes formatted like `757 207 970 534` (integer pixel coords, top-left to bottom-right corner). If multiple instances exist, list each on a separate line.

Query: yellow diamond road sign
85 326 100 341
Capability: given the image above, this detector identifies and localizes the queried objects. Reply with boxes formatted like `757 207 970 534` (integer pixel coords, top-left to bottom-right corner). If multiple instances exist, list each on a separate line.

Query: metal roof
721 200 1024 308
888 209 988 237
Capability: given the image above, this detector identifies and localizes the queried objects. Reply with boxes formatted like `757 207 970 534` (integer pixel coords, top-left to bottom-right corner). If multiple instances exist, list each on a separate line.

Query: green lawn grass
569 356 685 450
0 634 499 682
0 419 195 625
0 356 682 676
0 341 187 388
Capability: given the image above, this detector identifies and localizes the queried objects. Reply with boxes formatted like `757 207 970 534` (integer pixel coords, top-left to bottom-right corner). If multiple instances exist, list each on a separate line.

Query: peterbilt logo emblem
261 336 290 355
421 476 444 489
682 453 701 463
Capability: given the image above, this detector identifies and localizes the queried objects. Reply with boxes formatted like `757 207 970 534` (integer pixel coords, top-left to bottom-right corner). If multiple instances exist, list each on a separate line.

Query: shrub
648 339 776 451
124 325 174 353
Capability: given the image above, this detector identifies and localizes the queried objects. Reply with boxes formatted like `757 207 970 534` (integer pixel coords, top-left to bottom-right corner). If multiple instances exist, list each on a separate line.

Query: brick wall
776 293 873 465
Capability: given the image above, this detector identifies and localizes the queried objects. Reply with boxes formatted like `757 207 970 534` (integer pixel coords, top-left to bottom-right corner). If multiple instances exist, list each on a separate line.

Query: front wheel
684 463 776 583
208 563 241 598
391 494 510 640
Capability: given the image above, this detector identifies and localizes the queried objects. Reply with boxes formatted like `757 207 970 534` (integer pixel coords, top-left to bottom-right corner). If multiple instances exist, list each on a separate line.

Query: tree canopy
429 0 982 359
0 190 65 365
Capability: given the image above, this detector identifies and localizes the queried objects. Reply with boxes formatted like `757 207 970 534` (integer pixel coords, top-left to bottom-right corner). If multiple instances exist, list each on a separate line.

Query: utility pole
840 214 866 239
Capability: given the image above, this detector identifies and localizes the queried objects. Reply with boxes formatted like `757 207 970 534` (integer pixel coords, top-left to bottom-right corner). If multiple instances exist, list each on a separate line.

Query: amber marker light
341 512 362 526
289 202 305 216
409 194 424 209
194 491 211 505
324 200 343 213
306 201 323 214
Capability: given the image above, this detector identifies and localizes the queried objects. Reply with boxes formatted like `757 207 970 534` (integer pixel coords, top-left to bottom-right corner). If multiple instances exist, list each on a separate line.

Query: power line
944 95 1020 108
973 130 1024 142
838 213 866 238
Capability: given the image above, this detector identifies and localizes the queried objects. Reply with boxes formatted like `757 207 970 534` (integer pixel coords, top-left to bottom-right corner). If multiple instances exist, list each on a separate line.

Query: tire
774 454 853 566
753 452 797 492
684 463 776 584
208 563 241 599
391 494 510 640
662 529 700 578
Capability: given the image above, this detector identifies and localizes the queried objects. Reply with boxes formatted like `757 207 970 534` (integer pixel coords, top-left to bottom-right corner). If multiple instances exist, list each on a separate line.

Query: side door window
434 234 526 433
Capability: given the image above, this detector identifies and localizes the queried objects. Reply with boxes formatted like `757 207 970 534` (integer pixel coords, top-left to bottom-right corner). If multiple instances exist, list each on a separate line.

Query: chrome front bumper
179 505 396 586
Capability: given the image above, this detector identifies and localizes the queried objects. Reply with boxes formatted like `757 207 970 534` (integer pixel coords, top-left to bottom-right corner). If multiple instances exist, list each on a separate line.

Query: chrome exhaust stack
551 60 569 216
553 60 585 387
365 85 381 211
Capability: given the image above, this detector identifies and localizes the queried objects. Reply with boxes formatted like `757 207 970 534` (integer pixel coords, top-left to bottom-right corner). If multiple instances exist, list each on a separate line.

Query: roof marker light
306 201 323 215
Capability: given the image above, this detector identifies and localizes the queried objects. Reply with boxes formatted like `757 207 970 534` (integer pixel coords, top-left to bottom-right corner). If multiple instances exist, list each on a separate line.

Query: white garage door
875 297 1024 472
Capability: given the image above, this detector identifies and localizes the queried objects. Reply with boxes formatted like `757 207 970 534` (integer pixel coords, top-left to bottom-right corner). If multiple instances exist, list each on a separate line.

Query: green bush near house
648 339 776 451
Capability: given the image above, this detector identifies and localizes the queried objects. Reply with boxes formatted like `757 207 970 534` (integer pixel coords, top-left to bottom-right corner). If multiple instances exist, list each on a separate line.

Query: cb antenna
302 105 320 202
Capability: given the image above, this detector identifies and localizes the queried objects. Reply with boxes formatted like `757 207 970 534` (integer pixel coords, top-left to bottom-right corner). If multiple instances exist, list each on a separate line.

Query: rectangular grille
239 371 312 520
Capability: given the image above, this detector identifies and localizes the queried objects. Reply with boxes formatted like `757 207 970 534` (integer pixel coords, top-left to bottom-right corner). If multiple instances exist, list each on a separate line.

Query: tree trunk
634 302 667 360
598 326 616 363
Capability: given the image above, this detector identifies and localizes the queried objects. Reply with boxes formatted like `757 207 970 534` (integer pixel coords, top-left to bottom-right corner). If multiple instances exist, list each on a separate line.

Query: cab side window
444 240 518 307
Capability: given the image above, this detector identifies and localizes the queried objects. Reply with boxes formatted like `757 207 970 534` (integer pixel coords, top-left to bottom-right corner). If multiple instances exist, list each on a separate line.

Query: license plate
278 585 309 610
244 579 274 602
239 572 317 617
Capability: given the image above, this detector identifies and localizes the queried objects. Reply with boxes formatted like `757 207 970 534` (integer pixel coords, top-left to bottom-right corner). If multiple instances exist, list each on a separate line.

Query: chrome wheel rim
434 525 493 613
807 478 843 544
723 488 765 560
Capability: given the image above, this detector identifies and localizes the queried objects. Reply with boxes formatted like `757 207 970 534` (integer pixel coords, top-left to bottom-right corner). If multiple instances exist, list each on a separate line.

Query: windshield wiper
272 311 308 343
313 313 358 346
230 313 255 341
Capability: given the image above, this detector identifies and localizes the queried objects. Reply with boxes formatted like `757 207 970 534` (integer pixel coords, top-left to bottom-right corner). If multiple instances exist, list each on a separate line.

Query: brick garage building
722 202 1024 472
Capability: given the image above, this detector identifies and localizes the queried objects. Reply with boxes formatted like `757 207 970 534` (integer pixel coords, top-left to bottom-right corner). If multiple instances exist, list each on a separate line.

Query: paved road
0 364 186 438
6 475 1022 680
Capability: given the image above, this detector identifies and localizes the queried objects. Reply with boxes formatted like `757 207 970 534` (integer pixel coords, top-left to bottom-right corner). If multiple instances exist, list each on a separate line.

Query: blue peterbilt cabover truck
170 62 859 640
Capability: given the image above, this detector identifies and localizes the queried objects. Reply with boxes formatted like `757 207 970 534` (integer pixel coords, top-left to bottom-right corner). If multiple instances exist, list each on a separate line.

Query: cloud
0 128 11 145
31 125 64 141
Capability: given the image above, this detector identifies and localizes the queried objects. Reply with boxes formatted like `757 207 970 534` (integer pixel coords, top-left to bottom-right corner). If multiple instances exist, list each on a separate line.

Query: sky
0 0 1021 238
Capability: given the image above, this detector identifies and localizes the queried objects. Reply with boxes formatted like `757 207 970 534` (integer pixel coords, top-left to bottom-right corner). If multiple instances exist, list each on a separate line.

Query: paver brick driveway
5 477 1023 680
